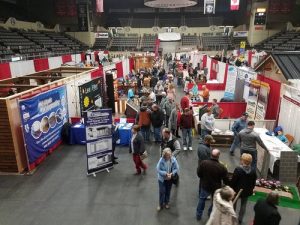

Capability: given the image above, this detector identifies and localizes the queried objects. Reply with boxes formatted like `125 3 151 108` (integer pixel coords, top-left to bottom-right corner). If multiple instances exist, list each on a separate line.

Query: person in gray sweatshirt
238 121 268 169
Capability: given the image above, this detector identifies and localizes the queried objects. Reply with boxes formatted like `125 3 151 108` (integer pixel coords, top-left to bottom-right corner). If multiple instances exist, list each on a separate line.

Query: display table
70 123 86 145
211 132 234 147
255 128 300 176
117 123 133 146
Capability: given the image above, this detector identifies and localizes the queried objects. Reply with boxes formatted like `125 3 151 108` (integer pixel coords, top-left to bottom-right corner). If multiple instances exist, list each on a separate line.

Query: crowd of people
115 64 284 225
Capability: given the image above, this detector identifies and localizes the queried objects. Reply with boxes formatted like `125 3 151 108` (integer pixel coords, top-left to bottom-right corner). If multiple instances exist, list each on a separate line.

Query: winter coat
238 128 267 152
164 101 176 116
231 118 247 136
197 159 228 193
179 113 194 129
197 141 211 164
253 200 281 225
230 165 257 198
129 132 145 154
138 106 151 127
169 108 178 130
156 156 179 182
201 113 215 131
180 96 190 111
151 109 164 128
206 189 238 225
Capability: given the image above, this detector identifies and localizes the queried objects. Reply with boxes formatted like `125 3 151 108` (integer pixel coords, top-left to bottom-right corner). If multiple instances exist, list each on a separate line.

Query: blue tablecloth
117 123 133 146
70 123 86 145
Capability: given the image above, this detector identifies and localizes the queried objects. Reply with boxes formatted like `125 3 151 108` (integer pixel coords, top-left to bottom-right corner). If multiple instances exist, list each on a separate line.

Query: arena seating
140 34 157 51
232 37 250 49
255 31 300 51
201 34 233 51
182 34 200 46
93 38 110 50
110 34 139 51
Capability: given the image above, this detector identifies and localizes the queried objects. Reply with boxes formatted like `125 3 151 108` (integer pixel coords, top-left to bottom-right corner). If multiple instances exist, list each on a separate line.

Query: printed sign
84 109 113 175
224 65 238 100
204 0 216 14
19 86 69 166
95 32 109 39
237 68 257 101
230 0 240 10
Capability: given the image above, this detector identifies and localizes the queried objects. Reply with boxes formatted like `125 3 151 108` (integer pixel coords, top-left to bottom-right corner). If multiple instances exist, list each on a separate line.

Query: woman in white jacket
206 186 238 225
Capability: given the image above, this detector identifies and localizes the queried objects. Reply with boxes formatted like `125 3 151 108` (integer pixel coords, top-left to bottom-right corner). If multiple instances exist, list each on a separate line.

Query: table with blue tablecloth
117 123 133 146
70 123 86 145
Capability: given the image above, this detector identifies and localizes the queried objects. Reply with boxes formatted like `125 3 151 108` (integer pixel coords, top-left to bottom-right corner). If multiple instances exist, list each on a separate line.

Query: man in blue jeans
150 104 164 143
196 149 228 220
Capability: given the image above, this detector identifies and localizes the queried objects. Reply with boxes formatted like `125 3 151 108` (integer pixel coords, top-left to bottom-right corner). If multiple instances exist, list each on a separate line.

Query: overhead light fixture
144 0 197 8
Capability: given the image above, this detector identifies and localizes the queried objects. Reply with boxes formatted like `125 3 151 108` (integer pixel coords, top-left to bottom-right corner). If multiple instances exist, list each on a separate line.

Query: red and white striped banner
96 0 104 13
230 0 240 10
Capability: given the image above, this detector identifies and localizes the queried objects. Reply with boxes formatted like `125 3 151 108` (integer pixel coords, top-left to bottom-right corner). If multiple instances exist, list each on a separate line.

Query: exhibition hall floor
0 143 300 225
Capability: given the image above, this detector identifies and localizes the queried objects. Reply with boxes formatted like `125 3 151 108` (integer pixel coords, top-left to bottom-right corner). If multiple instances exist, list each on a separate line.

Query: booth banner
95 32 108 38
78 78 104 117
84 109 113 175
233 31 248 37
230 0 240 10
19 86 69 165
204 0 216 14
245 81 259 119
224 65 238 100
256 81 270 120
237 68 257 101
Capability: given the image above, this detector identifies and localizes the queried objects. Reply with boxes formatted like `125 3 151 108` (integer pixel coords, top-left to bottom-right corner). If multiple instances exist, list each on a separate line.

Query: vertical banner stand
84 109 114 176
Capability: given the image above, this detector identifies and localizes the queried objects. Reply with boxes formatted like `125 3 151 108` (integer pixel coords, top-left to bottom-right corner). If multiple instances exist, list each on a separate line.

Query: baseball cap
242 112 249 117
204 135 215 143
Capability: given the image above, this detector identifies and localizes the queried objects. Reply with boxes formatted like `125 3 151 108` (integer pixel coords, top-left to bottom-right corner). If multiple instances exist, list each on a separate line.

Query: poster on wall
245 81 259 120
255 81 270 120
224 65 238 100
204 0 216 14
84 109 113 175
237 68 257 101
19 86 68 167
78 78 104 117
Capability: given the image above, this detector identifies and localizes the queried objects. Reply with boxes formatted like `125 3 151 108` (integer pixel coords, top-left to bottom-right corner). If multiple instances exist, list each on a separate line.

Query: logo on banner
231 0 240 10
204 0 216 14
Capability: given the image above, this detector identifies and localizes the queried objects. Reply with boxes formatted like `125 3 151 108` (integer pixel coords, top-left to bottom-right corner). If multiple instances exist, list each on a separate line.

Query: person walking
200 108 215 139
238 121 268 169
253 192 281 225
180 91 191 111
167 83 176 101
197 135 215 164
180 108 194 151
230 153 257 224
169 103 181 138
161 128 181 157
163 97 176 128
137 104 151 142
211 99 220 119
196 149 228 221
151 104 165 143
129 125 147 175
229 113 249 156
156 148 179 211
206 186 238 225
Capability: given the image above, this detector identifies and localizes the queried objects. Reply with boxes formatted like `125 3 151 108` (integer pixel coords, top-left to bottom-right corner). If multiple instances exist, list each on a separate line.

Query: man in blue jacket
229 112 248 156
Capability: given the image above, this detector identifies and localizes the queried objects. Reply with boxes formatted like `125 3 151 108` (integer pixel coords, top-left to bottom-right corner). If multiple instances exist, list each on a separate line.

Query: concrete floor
0 84 300 225
0 142 300 225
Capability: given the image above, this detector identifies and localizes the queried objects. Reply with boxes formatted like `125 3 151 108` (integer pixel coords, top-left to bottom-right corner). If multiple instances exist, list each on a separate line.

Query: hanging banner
19 86 69 167
95 0 104 13
84 109 113 175
237 68 257 101
78 78 105 117
204 0 216 14
239 41 246 58
224 65 238 100
155 38 160 58
230 0 240 10
255 81 270 120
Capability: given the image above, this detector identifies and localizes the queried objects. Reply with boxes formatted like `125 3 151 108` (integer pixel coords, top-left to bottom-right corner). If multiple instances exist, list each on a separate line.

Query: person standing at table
253 192 281 225
211 99 220 119
180 108 194 151
200 108 215 140
200 85 210 102
151 104 165 143
129 125 147 175
238 121 268 169
230 153 256 224
138 104 151 142
156 148 179 211
229 112 249 156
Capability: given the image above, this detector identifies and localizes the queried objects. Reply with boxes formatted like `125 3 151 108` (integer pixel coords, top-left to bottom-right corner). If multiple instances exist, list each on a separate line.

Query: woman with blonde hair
230 153 257 224
129 125 147 175
167 83 176 101
156 148 179 211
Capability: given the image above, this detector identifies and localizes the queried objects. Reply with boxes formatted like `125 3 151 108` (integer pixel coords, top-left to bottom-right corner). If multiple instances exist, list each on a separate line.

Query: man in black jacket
151 104 164 143
196 149 228 221
253 192 281 225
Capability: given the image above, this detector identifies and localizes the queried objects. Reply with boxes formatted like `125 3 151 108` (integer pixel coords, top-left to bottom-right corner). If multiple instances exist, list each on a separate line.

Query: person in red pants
129 125 147 175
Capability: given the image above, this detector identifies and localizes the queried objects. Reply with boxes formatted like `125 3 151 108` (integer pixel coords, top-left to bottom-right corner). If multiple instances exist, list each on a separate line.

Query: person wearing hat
197 135 215 166
230 153 257 224
229 112 249 156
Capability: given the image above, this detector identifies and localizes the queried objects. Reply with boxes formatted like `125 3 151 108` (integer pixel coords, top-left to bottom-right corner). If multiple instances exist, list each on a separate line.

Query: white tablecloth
255 128 300 173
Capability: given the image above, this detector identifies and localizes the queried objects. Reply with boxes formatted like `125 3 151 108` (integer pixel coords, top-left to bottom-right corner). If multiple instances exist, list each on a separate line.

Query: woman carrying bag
156 148 179 211
129 125 147 175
